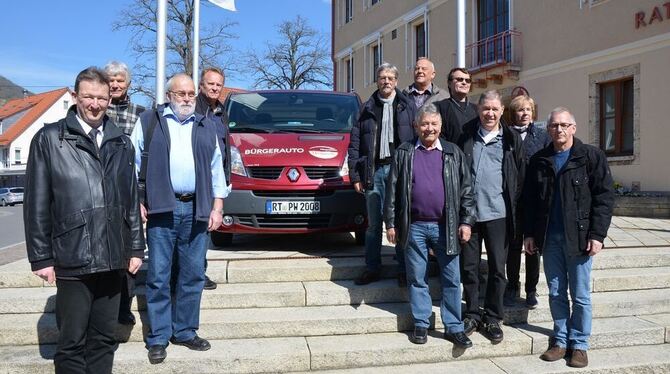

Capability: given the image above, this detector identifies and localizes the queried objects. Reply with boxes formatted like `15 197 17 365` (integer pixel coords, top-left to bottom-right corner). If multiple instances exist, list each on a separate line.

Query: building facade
0 88 71 187
333 0 670 191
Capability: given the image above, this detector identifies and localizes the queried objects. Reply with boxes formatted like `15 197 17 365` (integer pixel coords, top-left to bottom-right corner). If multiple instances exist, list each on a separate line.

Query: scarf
377 91 396 159
512 125 529 140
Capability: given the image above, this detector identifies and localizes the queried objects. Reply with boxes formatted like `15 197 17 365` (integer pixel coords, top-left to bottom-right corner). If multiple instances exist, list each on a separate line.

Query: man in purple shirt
384 103 476 347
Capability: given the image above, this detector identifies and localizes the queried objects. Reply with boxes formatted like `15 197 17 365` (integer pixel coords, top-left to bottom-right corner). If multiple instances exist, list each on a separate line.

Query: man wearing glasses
348 63 415 286
130 73 228 364
434 68 478 143
523 107 614 368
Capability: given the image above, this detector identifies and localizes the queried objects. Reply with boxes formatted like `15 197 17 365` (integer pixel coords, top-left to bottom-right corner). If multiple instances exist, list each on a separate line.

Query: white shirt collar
75 114 103 146
415 138 443 151
478 126 502 144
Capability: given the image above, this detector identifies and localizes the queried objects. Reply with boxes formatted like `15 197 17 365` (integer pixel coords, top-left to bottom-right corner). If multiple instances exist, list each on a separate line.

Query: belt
175 193 195 202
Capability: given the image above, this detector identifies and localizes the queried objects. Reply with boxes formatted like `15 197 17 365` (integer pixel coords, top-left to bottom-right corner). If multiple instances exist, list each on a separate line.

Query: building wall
6 92 71 170
333 0 670 191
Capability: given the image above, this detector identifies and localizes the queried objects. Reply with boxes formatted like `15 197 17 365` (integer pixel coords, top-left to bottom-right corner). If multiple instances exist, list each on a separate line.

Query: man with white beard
130 73 228 364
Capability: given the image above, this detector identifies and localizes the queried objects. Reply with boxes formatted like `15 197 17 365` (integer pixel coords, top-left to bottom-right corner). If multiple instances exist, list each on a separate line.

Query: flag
208 0 236 11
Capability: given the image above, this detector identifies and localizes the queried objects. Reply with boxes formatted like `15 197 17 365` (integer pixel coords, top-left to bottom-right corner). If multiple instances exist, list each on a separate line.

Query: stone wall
614 195 670 218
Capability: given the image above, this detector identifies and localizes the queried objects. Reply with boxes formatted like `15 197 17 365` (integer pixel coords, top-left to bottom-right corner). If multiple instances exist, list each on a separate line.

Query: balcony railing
465 29 522 73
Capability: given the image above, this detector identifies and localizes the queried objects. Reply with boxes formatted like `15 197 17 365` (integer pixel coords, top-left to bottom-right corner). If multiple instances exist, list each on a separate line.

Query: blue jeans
543 234 593 351
406 222 463 333
365 164 404 272
145 200 209 346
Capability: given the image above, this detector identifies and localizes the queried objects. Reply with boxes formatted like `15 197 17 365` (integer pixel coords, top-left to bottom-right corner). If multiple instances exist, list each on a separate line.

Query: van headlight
230 146 247 177
339 152 349 177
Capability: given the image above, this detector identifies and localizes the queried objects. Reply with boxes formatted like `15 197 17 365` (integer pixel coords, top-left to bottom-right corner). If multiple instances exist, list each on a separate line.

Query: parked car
212 90 366 246
0 187 24 206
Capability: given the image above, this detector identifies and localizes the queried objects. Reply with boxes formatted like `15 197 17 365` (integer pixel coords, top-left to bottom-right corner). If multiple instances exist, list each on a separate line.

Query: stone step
2 246 669 288
1 320 666 373
4 285 670 346
5 264 670 314
301 344 670 373
0 336 311 373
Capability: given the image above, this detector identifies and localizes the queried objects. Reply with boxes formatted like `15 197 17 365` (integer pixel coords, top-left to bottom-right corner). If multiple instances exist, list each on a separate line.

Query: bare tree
246 15 332 90
112 0 237 98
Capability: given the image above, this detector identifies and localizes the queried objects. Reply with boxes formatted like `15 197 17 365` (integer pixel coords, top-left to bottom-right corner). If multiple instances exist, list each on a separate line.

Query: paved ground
0 204 25 249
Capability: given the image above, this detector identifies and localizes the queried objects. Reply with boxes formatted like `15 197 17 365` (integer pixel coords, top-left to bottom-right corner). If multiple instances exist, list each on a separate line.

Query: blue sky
1 0 332 105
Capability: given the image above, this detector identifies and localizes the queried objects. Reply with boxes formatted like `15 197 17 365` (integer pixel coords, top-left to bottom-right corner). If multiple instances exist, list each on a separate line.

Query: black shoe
147 345 167 364
525 292 538 309
410 327 428 344
397 272 407 288
480 321 504 343
503 286 518 307
444 331 473 348
354 270 380 285
118 311 136 325
204 275 217 290
463 317 479 336
170 335 211 351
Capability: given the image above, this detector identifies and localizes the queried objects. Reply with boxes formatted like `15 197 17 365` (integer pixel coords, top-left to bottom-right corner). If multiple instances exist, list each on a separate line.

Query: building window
371 44 381 84
63 100 69 109
589 64 639 165
345 0 353 24
600 78 634 156
415 23 426 60
345 57 354 92
14 149 21 164
371 0 380 5
391 29 397 40
477 0 510 65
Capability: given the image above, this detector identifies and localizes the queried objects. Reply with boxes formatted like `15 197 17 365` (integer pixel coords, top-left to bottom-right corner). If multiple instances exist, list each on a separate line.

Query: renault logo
287 168 300 182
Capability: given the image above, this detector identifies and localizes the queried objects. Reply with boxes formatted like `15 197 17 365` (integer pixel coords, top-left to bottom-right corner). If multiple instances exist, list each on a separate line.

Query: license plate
265 200 321 214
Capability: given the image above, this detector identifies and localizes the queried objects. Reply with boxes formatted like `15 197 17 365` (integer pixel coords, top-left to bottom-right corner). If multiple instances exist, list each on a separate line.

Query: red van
212 90 366 246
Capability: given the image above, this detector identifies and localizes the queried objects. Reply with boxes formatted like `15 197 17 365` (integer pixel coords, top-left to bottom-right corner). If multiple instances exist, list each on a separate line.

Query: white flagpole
156 0 167 105
193 0 201 92
456 0 465 68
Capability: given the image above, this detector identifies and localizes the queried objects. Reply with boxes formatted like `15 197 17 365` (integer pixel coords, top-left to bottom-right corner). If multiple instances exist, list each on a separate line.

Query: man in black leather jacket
523 107 614 368
24 67 145 374
384 103 475 347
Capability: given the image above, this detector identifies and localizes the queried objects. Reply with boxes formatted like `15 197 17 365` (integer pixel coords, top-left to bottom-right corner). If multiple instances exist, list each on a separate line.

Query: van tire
355 230 366 245
211 232 233 247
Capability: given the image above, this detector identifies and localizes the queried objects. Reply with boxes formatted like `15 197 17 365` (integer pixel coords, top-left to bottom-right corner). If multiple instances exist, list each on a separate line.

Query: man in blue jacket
348 63 416 286
130 73 229 364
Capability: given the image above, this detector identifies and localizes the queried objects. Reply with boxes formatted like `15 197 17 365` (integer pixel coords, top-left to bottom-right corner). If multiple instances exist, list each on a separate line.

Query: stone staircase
2 218 670 373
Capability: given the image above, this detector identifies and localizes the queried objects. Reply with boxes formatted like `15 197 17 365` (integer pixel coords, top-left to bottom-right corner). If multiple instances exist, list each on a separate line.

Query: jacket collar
195 93 224 117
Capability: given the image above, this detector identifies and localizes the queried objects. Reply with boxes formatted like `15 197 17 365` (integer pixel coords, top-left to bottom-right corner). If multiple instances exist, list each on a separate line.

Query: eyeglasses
169 91 197 99
450 77 472 84
377 75 397 82
547 122 574 131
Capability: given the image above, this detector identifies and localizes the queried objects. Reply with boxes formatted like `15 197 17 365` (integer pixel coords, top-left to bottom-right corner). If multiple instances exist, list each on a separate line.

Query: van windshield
226 92 359 134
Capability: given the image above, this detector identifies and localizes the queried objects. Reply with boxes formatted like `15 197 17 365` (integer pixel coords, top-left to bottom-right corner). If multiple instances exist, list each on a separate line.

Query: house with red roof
0 88 71 187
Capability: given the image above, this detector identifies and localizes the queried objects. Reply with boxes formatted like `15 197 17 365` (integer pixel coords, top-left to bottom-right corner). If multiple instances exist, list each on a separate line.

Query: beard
170 102 196 121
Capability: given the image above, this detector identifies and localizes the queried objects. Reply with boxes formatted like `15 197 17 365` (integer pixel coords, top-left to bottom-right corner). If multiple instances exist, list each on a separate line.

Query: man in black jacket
384 103 475 347
524 107 614 368
24 67 145 374
195 66 233 290
457 90 524 344
348 62 416 286
433 68 478 143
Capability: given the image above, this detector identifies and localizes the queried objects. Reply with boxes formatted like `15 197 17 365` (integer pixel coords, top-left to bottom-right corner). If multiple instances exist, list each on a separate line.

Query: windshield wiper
229 125 275 134
275 127 330 134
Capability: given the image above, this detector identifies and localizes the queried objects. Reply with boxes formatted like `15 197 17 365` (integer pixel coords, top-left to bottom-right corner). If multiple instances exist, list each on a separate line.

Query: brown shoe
568 349 588 368
540 345 567 362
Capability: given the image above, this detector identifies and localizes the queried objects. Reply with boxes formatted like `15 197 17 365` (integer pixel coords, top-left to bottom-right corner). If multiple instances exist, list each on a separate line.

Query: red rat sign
635 3 670 29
